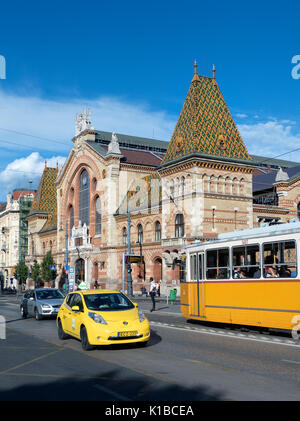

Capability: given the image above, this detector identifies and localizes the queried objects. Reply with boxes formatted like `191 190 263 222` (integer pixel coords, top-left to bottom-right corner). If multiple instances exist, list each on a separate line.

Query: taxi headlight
88 312 107 325
138 309 145 322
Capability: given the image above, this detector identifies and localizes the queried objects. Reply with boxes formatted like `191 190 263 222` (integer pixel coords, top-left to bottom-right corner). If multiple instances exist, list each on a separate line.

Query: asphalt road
1 294 300 402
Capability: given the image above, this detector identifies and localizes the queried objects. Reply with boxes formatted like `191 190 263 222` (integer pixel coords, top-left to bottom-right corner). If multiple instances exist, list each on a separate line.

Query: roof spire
192 59 200 82
45 160 47 169
212 64 216 79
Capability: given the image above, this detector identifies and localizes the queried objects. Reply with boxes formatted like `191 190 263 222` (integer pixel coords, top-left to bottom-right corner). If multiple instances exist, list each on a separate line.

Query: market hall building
25 63 300 295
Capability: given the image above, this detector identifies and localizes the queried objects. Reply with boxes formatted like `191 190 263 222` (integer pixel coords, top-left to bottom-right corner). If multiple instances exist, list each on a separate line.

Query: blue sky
0 0 300 198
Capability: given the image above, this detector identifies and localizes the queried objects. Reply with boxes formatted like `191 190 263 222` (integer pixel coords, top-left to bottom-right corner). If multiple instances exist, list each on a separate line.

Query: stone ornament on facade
75 108 94 137
107 132 122 156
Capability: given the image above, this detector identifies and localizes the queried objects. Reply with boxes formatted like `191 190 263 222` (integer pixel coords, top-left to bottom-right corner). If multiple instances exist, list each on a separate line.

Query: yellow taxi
56 289 150 350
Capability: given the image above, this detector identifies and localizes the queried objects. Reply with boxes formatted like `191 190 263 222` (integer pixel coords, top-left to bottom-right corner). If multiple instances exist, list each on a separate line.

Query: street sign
125 254 144 264
69 266 74 274
78 281 89 290
50 265 56 271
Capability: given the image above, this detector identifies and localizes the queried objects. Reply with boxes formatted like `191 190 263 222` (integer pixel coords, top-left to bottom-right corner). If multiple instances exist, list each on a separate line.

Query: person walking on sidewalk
149 277 158 312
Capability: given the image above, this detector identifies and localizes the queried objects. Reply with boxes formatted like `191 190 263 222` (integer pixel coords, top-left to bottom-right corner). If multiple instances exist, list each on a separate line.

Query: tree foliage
14 260 29 284
41 251 56 282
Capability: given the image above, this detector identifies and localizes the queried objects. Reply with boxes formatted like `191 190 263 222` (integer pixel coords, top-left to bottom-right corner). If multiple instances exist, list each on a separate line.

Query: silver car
20 288 65 320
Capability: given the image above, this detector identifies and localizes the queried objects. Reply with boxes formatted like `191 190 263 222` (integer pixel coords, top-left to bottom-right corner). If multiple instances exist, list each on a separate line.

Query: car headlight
88 312 107 324
138 309 145 322
41 304 51 309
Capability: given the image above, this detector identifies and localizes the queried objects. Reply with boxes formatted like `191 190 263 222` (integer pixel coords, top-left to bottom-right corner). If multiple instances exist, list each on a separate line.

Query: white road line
93 383 131 401
282 359 300 365
150 321 300 349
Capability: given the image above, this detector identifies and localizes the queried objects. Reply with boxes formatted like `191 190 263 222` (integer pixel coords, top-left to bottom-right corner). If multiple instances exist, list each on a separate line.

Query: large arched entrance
75 258 85 284
153 257 162 282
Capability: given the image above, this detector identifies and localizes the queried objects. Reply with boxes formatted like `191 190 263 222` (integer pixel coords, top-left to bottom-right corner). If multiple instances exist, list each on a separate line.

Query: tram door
197 252 205 317
191 252 205 317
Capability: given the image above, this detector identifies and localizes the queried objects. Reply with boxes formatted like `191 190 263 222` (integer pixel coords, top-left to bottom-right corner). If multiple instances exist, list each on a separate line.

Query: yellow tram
180 220 300 331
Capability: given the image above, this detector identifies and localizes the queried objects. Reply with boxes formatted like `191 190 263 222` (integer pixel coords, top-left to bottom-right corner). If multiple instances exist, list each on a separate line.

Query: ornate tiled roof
29 165 58 219
162 64 252 164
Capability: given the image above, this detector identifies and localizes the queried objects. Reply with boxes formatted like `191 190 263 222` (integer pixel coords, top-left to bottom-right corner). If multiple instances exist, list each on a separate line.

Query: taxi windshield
84 293 134 311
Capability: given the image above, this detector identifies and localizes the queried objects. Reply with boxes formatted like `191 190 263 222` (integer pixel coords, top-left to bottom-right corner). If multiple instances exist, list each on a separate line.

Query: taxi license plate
119 331 137 337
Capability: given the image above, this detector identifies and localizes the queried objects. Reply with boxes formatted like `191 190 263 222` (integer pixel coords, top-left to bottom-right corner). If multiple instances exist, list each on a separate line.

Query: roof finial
192 59 200 82
212 64 216 79
45 160 47 169
194 60 197 75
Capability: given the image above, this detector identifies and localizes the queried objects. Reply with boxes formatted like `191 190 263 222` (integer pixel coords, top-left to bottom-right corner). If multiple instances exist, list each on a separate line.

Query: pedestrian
94 280 99 289
157 280 161 297
149 277 158 312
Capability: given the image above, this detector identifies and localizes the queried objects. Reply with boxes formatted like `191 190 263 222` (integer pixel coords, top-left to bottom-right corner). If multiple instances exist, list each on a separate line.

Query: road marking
187 358 241 373
282 359 300 365
93 384 131 401
150 321 300 349
0 349 64 374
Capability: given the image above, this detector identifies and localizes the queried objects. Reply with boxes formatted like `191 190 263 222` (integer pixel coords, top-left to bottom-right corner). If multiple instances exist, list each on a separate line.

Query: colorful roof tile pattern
29 166 58 218
162 72 252 164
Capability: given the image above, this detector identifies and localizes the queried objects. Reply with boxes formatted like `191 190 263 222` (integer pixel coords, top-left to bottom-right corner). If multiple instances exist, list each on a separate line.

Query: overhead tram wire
0 137 69 154
0 127 70 148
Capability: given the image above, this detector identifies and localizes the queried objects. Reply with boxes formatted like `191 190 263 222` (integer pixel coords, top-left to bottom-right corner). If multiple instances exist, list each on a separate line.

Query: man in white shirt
149 277 158 312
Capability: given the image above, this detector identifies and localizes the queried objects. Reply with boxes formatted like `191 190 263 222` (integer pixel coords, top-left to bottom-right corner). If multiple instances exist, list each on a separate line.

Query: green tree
31 260 41 288
41 251 56 283
14 260 29 285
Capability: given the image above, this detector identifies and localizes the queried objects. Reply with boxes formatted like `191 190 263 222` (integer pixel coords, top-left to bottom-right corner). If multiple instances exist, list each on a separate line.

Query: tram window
198 254 203 280
232 245 260 279
190 254 197 281
263 240 297 278
206 248 229 279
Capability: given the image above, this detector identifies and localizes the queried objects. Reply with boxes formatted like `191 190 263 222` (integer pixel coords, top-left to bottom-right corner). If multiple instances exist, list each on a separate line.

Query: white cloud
0 152 66 195
0 90 176 155
236 113 247 118
238 119 300 162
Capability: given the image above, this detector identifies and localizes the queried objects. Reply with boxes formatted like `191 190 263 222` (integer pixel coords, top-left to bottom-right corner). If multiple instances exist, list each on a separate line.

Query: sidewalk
132 295 182 316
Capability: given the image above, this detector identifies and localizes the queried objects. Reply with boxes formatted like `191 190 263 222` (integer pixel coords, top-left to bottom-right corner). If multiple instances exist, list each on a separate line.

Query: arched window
49 240 53 253
42 242 45 255
155 221 161 241
175 213 184 238
122 227 128 245
79 169 90 226
32 240 35 255
137 224 143 243
95 196 102 235
69 205 74 236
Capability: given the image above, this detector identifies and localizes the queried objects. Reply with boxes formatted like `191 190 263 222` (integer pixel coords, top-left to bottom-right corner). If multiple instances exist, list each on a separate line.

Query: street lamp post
127 205 133 297
65 221 69 293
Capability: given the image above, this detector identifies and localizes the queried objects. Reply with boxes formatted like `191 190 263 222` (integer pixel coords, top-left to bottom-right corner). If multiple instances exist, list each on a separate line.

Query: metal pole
65 222 69 293
127 207 133 296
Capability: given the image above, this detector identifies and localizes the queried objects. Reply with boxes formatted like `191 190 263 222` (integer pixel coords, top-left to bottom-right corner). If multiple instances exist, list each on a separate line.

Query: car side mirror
133 302 138 308
72 305 80 312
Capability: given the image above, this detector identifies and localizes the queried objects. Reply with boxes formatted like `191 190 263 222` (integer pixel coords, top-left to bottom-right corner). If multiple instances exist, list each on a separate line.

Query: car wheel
20 305 27 319
80 326 94 351
35 308 43 320
57 319 69 340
